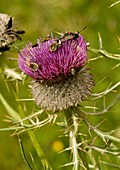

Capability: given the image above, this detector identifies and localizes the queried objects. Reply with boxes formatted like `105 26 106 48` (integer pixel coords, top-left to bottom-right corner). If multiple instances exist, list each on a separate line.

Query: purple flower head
18 34 87 81
18 33 94 111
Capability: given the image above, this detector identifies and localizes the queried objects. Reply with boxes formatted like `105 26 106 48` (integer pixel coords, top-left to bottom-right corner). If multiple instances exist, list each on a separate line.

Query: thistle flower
18 33 94 111
0 13 25 51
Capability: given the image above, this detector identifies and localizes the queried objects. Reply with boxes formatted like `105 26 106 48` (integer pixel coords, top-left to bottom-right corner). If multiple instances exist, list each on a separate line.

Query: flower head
18 33 94 111
0 13 25 51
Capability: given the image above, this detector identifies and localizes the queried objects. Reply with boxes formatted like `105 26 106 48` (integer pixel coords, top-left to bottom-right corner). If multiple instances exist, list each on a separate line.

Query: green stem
77 110 120 143
28 130 52 170
0 93 20 121
88 47 120 60
0 93 52 170
18 105 53 170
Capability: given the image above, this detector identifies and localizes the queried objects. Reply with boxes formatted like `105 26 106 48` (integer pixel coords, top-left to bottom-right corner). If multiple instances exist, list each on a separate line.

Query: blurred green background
0 0 120 169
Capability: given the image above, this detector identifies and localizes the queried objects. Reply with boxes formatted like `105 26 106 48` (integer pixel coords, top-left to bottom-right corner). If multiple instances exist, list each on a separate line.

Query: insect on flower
25 59 39 71
29 62 39 71
32 43 38 48
49 32 79 52
49 39 61 52
32 35 53 48
49 26 87 52
0 13 25 51
49 30 85 52
60 31 79 41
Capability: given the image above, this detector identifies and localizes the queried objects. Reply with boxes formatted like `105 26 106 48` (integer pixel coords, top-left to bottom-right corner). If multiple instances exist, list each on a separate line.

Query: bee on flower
18 32 94 111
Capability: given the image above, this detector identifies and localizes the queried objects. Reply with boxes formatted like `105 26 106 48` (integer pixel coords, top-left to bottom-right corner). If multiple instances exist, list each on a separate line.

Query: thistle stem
0 91 52 170
69 123 79 170
18 105 53 170
88 47 120 60
77 110 120 143
28 130 52 170
64 108 89 170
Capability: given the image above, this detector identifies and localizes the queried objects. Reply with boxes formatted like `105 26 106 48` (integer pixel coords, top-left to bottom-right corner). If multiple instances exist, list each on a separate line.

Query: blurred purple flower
18 34 94 111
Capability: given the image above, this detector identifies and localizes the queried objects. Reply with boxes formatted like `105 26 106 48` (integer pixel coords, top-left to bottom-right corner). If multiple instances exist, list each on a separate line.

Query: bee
49 39 62 52
0 13 25 51
25 59 39 71
29 62 39 71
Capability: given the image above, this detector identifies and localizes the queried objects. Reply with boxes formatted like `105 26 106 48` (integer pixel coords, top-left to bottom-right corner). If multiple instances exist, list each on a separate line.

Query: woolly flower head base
18 33 94 111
